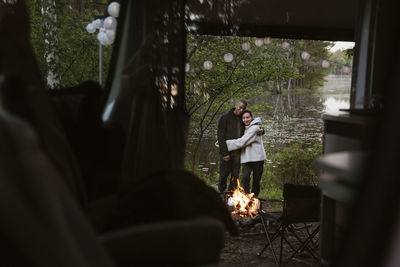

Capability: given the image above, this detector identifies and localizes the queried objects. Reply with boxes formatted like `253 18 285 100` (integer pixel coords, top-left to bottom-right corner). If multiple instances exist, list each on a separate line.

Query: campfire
226 179 260 218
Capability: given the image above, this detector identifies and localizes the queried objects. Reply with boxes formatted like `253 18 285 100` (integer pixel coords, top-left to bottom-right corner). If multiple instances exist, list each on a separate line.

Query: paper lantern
103 16 117 30
92 19 103 29
255 38 263 47
86 23 96 34
107 2 120 18
282 41 290 50
241 42 251 51
203 60 213 70
185 63 190 72
224 53 234 63
264 37 272 45
343 66 351 74
322 60 330 68
301 51 311 60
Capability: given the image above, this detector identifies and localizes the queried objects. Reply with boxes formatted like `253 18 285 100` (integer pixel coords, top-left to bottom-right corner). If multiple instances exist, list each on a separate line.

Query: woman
226 110 266 196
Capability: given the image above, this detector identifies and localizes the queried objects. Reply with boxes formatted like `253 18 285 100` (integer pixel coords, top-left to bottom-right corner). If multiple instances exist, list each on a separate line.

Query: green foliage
26 0 113 87
185 35 330 170
261 141 322 192
329 49 354 75
258 188 283 201
185 35 301 118
300 40 332 88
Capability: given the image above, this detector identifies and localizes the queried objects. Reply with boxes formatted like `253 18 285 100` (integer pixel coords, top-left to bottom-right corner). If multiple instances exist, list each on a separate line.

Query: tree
330 49 353 75
41 0 61 88
27 0 113 88
299 40 332 88
185 35 301 170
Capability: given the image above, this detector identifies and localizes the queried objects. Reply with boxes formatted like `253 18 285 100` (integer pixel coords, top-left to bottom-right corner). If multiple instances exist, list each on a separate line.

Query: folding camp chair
257 184 321 266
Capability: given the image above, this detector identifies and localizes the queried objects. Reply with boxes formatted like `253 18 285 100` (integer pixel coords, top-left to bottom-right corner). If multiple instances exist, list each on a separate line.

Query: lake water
187 75 351 181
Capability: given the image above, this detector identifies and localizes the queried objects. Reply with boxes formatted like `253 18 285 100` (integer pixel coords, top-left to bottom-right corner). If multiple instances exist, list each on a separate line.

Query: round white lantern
255 38 264 47
282 41 290 50
86 23 96 34
322 60 330 68
203 60 213 70
106 30 116 43
97 32 108 45
343 66 351 74
92 19 103 29
185 63 190 72
241 42 251 51
103 16 117 30
107 2 120 18
264 37 272 45
301 51 311 60
224 53 234 63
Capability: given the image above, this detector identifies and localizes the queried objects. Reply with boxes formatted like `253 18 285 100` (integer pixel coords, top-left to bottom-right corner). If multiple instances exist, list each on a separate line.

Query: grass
258 187 283 200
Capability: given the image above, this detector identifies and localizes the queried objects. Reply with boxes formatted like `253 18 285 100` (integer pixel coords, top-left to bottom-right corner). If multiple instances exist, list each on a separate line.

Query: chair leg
289 224 319 259
288 224 316 258
257 214 280 266
304 223 319 250
279 226 284 266
283 225 320 266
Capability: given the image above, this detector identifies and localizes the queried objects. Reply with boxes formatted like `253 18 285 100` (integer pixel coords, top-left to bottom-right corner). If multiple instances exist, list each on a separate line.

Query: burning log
226 179 260 218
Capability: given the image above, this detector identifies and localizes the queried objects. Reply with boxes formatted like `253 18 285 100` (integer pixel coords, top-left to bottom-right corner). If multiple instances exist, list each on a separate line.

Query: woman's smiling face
242 112 253 126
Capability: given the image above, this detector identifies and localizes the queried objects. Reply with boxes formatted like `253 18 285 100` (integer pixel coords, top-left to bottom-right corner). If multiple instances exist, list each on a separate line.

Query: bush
260 141 322 198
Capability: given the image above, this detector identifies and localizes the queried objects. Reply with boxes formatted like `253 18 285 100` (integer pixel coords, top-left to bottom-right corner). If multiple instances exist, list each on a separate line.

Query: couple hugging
217 100 266 196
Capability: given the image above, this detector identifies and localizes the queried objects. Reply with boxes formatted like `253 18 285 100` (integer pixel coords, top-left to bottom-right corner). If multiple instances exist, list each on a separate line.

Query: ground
219 200 319 266
219 232 318 266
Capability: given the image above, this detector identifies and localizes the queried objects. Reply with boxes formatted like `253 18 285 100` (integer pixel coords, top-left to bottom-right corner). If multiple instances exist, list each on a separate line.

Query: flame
228 179 260 218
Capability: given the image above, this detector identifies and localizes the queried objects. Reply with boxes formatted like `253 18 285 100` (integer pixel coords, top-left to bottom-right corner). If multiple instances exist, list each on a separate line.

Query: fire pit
225 179 263 233
226 179 260 218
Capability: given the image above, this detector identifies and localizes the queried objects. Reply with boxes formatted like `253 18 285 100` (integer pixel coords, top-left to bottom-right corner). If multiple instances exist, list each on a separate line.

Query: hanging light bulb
301 51 311 60
322 60 330 68
86 23 96 34
203 60 213 70
241 42 251 51
282 41 290 50
224 53 234 63
103 16 117 30
255 38 263 47
107 2 120 18
264 37 272 45
343 65 351 74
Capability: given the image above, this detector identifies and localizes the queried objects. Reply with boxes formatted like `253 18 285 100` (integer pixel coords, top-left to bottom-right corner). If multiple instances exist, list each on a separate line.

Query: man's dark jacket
217 108 245 156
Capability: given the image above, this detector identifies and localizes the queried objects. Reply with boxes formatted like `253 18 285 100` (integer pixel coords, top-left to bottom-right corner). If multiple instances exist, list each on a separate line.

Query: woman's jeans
242 161 264 196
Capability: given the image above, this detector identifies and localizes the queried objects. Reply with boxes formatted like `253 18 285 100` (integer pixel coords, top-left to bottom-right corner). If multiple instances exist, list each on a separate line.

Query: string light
301 51 310 60
263 37 272 45
203 60 213 70
282 41 290 50
322 60 330 68
107 2 120 18
242 42 251 51
224 53 234 63
255 38 264 47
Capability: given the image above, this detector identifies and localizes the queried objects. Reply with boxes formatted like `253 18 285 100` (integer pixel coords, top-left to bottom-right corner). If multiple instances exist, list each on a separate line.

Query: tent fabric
0 0 87 205
117 0 189 195
0 111 115 267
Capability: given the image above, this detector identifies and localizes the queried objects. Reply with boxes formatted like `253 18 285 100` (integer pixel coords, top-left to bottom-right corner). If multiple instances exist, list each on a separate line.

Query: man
217 100 247 193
